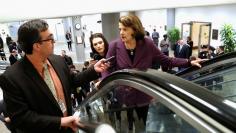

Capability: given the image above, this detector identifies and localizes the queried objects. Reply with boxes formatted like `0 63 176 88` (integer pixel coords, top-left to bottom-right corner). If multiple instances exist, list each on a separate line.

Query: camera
90 52 101 60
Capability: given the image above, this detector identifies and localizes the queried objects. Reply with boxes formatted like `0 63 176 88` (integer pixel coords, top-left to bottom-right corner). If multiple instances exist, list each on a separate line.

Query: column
71 16 85 63
101 13 120 43
167 8 175 30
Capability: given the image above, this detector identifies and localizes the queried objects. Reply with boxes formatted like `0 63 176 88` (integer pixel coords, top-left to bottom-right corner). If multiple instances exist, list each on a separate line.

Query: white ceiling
1 0 236 23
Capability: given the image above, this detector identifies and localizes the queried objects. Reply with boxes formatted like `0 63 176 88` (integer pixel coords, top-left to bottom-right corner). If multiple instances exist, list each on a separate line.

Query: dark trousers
0 52 6 61
67 41 72 51
127 105 149 130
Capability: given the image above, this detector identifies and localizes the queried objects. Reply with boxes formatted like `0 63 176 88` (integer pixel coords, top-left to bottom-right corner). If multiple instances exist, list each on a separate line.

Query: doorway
199 24 211 54
181 21 211 56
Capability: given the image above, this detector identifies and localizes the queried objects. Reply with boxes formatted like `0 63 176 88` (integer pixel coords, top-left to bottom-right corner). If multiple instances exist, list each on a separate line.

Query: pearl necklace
129 49 134 55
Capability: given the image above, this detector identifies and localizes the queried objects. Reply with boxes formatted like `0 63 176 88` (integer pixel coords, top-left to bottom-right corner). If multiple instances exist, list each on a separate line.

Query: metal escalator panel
176 52 236 103
176 51 236 77
193 64 236 102
76 69 236 133
77 81 199 133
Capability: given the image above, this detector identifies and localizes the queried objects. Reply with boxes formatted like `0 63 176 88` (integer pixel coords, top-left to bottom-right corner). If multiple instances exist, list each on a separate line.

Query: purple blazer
103 37 189 106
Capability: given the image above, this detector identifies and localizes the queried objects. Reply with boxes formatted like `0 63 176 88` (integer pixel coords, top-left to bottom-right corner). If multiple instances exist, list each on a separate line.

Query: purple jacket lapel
133 40 145 67
116 39 147 67
117 39 133 66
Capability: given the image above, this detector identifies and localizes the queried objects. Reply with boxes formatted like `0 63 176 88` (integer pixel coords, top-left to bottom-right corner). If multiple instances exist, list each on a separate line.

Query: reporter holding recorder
0 19 109 133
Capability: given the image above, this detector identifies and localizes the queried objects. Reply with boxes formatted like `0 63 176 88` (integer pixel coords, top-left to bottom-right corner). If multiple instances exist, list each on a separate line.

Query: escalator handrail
99 69 236 131
77 69 236 131
176 51 236 76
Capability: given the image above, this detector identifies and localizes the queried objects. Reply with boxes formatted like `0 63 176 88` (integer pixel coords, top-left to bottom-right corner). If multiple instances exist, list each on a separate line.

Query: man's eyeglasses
38 38 55 43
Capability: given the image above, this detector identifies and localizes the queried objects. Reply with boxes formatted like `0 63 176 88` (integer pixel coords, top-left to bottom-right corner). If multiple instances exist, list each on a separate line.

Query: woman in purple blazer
103 14 204 130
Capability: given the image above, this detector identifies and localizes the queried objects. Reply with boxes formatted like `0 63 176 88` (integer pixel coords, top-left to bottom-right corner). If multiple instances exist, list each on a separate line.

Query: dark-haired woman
89 33 109 60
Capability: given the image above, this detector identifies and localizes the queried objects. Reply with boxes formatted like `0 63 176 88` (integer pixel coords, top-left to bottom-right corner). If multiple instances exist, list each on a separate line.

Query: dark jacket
174 44 190 59
6 36 12 46
187 40 193 57
0 55 99 133
63 55 73 66
9 54 18 65
0 37 3 49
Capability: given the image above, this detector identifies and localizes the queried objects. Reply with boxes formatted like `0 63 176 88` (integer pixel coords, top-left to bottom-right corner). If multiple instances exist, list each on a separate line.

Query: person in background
0 35 3 50
199 45 209 59
89 33 109 87
160 34 170 72
17 42 24 57
61 50 73 67
89 33 121 125
216 45 224 56
8 40 17 53
199 45 216 59
151 29 159 47
160 34 169 56
9 49 19 65
89 33 109 61
65 31 72 51
103 14 204 131
144 27 150 38
0 19 109 133
208 46 216 59
82 61 89 71
174 39 190 59
68 65 81 108
187 36 193 58
6 34 12 47
0 48 7 61
174 39 190 71
0 35 6 61
81 61 91 97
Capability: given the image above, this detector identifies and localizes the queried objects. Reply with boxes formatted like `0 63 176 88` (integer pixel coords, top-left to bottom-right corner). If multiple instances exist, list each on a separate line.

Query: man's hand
61 116 79 132
4 117 11 123
94 59 110 73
